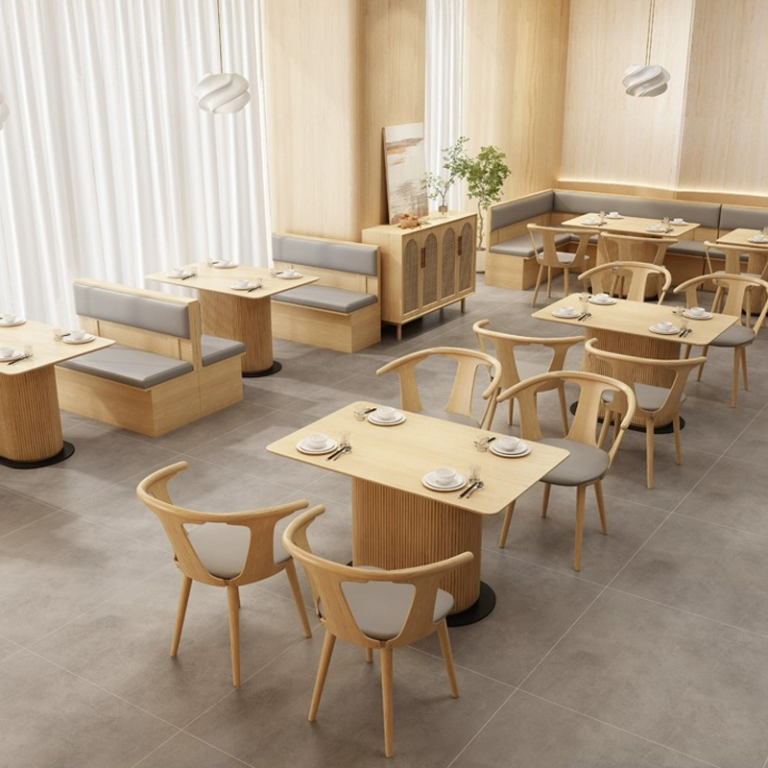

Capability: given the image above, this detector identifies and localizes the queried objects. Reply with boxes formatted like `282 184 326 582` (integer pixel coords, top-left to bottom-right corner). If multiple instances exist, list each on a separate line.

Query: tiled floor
2 276 768 768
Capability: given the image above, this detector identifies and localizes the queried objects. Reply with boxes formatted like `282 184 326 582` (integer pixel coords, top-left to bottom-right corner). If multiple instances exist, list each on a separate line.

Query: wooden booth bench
55 279 245 437
270 234 381 353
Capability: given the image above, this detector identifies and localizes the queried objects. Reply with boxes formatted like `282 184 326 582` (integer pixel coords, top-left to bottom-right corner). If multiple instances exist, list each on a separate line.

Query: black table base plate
447 582 496 627
243 361 282 378
0 441 75 470
569 401 684 434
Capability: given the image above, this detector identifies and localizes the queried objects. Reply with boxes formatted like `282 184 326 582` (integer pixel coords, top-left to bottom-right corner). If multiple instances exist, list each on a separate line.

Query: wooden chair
496 371 636 571
704 241 768 280
599 232 677 265
675 273 768 407
282 505 472 758
528 224 594 306
376 346 502 429
584 339 706 489
473 319 585 431
578 261 672 304
136 462 312 686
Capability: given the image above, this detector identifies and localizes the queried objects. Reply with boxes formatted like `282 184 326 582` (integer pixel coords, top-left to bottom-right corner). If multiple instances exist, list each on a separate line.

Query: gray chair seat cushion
490 232 574 258
187 523 289 580
418 409 479 428
603 383 685 412
710 325 755 347
536 250 577 265
201 334 246 367
320 566 454 641
538 437 609 487
666 240 724 259
58 345 193 389
272 285 377 314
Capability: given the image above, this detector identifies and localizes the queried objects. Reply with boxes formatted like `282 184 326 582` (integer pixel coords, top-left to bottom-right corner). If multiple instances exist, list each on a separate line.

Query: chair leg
227 585 241 687
697 347 709 381
741 346 749 391
366 648 374 664
598 411 612 448
285 560 312 638
381 646 394 758
557 385 569 435
541 483 551 518
309 630 336 721
532 265 545 307
646 417 655 489
563 266 570 297
498 501 515 547
508 396 515 427
574 485 586 572
547 267 552 298
594 481 608 534
673 414 683 465
732 349 740 408
436 619 459 698
170 575 192 657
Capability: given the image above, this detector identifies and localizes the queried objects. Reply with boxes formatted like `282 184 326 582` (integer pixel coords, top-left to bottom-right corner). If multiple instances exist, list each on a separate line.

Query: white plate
683 310 712 320
0 349 24 361
212 261 239 269
605 214 624 219
422 473 468 492
748 237 768 244
166 271 192 279
368 412 406 426
297 438 338 455
490 442 531 458
552 309 581 319
646 226 666 233
582 218 599 225
670 221 688 226
276 272 303 280
649 324 680 335
0 317 25 327
589 297 617 306
231 282 256 291
63 334 95 345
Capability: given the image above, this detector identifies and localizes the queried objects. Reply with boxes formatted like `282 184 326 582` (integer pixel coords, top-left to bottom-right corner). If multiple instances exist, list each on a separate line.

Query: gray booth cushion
491 190 554 231
710 325 755 348
490 231 574 258
666 240 724 259
272 234 378 276
200 334 246 367
538 437 609 486
74 284 190 338
603 383 686 412
186 524 289 580
719 205 768 231
272 285 377 314
58 345 193 389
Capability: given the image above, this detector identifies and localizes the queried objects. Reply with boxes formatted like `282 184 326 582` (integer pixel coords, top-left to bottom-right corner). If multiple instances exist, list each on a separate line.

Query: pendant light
0 90 9 130
623 0 670 97
195 0 250 114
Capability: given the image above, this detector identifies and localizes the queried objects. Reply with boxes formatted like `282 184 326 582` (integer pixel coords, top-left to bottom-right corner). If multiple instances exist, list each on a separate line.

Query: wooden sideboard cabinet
362 212 477 339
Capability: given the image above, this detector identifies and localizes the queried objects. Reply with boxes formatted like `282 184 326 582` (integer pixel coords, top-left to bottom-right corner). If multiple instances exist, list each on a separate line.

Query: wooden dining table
0 320 113 467
146 263 318 377
715 229 768 276
267 401 569 625
562 213 700 239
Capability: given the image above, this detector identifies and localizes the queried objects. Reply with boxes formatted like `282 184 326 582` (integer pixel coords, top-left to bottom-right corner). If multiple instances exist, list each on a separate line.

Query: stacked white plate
422 471 467 492
368 409 406 426
646 226 666 233
212 261 238 269
296 435 338 455
552 307 581 319
166 270 193 279
63 333 95 345
748 236 768 244
589 295 617 306
0 348 24 361
231 281 257 291
490 441 531 458
582 218 599 226
683 309 712 320
0 315 25 327
276 271 303 280
605 214 624 220
649 323 679 335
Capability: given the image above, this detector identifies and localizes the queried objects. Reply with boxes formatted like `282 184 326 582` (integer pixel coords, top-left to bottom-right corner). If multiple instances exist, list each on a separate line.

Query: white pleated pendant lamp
196 0 249 114
623 0 670 97
0 90 10 130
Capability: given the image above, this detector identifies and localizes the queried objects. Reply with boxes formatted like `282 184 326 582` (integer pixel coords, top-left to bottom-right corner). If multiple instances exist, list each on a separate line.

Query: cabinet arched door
402 236 420 316
422 233 439 308
459 222 475 292
441 227 457 299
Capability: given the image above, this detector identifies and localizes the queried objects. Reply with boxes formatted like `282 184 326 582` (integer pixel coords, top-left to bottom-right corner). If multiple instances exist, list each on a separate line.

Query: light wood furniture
283 506 470 758
578 262 672 303
267 402 569 621
0 320 113 466
528 224 593 306
705 241 768 281
361 213 476 340
716 229 768 248
56 280 244 437
146 263 318 376
563 214 699 240
136 461 312 687
375 347 501 430
584 339 706 489
675 273 768 408
473 319 584 431
497 371 636 571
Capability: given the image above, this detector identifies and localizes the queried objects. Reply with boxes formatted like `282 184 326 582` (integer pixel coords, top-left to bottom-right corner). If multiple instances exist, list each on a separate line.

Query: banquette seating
270 234 381 353
55 279 245 436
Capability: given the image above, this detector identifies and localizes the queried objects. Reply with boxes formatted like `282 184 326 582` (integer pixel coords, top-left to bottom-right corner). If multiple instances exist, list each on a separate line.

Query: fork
466 481 485 499
331 446 351 461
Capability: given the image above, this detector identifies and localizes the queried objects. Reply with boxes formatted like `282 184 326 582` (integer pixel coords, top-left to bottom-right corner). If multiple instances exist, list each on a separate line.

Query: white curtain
424 0 465 211
0 0 271 326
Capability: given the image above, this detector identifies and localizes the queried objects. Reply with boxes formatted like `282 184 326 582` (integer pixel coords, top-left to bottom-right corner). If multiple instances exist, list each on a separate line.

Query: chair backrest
473 319 585 392
579 261 672 303
73 279 202 367
599 232 676 266
375 346 502 429
527 223 593 268
584 339 705 423
704 241 768 279
136 462 309 588
496 370 637 463
675 273 768 332
282 506 473 648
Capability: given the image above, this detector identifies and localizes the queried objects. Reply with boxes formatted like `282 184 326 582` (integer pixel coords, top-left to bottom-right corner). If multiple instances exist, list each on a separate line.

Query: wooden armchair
136 462 312 686
496 371 636 571
599 232 677 265
704 241 768 280
528 224 594 306
584 339 706 488
376 346 502 429
473 319 585 432
578 261 672 304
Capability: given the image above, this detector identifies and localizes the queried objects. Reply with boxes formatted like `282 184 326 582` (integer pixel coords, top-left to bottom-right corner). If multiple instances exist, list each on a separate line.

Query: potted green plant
421 137 468 216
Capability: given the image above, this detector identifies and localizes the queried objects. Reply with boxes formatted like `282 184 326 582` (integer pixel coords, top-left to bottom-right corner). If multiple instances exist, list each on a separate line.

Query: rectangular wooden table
267 401 569 624
562 213 700 239
146 263 318 376
717 228 768 248
0 320 113 467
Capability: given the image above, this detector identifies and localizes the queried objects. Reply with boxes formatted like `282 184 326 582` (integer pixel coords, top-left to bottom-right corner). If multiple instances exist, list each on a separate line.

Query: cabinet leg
396 325 402 341
460 298 466 313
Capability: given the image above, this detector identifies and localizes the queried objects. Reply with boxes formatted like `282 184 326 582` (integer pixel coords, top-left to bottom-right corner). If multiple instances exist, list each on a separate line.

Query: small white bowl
169 268 185 277
433 467 457 486
306 433 329 449
375 406 397 421
595 293 611 303
672 218 685 223
498 436 521 453
234 279 250 288
608 211 620 217
0 346 15 358
1 313 16 324
657 321 674 331
689 306 707 317
70 329 87 341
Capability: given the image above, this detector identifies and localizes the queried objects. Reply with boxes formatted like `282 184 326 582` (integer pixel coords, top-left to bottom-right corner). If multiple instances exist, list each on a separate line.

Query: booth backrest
491 190 554 232
719 205 768 231
272 234 378 277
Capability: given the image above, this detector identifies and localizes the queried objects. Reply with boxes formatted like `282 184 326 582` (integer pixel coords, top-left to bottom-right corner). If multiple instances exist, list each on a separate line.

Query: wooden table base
351 478 483 614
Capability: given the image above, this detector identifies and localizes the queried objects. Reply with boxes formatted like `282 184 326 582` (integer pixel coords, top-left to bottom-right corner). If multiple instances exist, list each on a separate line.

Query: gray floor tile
135 733 251 768
725 409 768 466
523 589 768 768
0 485 58 538
0 634 21 662
0 650 175 768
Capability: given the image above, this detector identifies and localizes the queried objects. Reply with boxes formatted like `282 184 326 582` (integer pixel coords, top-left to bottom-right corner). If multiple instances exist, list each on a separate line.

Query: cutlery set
5 354 30 365
577 311 592 322
326 445 351 461
679 327 693 338
459 480 484 499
